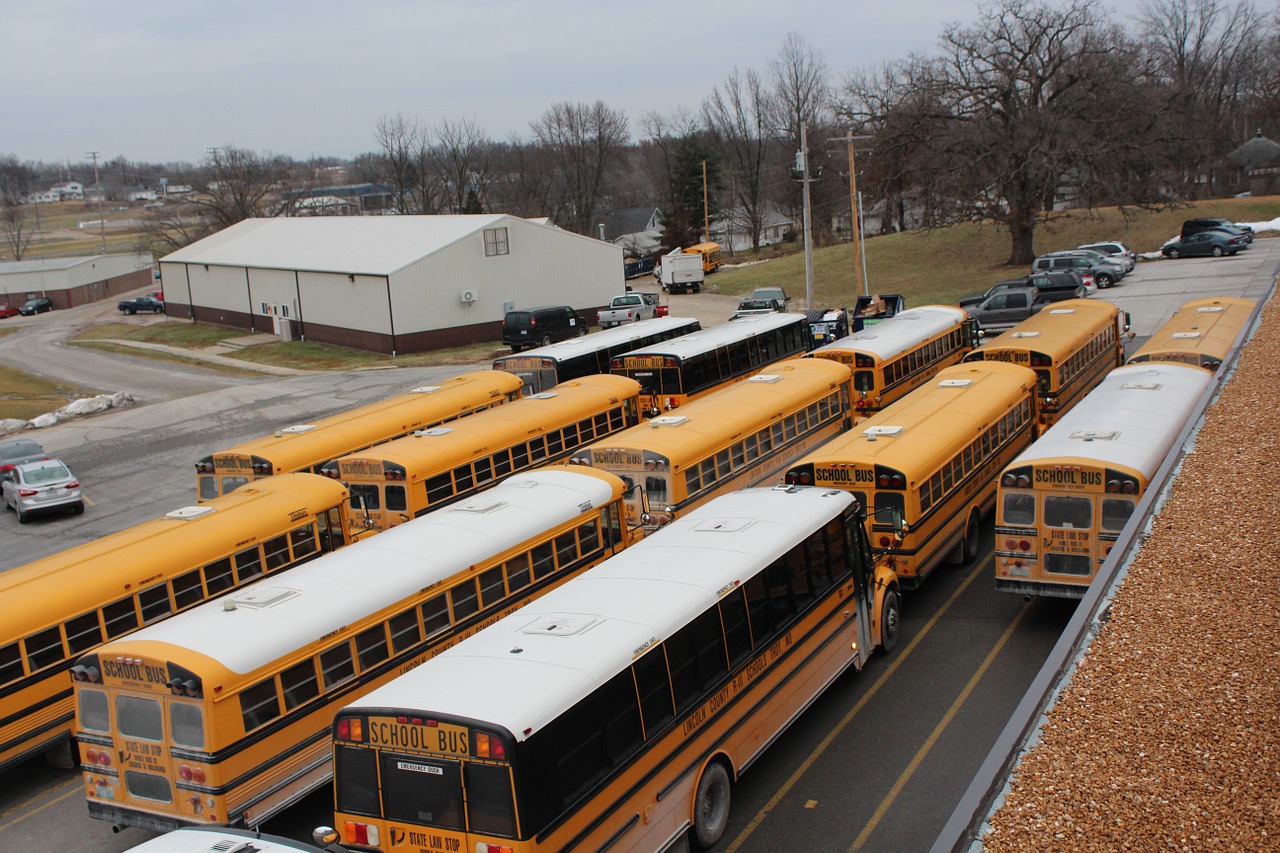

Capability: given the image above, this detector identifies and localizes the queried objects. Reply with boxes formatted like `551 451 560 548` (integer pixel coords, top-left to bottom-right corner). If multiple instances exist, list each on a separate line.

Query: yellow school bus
569 358 852 531
785 361 1040 588
320 374 641 533
73 468 633 833
195 371 522 500
963 299 1130 428
1 474 350 773
320 486 899 852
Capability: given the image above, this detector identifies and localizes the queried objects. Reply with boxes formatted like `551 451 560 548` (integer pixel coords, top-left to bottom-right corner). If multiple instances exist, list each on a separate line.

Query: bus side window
719 589 753 666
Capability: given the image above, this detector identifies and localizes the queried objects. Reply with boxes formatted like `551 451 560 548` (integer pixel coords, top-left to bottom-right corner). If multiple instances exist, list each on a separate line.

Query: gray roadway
0 243 1275 852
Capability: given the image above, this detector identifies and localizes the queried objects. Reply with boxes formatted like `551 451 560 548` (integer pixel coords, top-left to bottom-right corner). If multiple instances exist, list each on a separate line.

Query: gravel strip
981 294 1280 851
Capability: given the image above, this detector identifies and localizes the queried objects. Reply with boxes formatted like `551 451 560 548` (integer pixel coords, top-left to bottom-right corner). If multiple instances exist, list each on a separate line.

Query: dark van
502 306 587 351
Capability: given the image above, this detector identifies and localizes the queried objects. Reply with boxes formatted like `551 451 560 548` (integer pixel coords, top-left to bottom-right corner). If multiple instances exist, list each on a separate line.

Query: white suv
1078 241 1137 272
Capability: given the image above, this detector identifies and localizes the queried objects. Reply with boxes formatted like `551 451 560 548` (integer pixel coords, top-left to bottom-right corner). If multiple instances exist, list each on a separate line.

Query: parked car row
1032 246 1130 289
0 439 84 523
1162 217 1254 259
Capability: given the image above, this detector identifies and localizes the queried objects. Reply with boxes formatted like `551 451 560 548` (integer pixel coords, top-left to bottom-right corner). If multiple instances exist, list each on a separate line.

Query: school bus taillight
875 466 905 489
1105 468 1138 493
1005 538 1032 552
336 716 364 742
475 732 506 759
784 464 814 486
344 822 380 847
1002 466 1032 488
179 765 206 783
84 748 112 767
479 845 514 853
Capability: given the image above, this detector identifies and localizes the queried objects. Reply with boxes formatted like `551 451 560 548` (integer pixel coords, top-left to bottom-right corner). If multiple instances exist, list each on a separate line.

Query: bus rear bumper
87 800 203 835
995 578 1088 600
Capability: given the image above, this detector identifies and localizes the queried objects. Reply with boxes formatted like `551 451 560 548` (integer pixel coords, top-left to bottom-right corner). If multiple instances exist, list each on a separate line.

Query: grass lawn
75 320 245 348
0 362 99 422
707 196 1280 309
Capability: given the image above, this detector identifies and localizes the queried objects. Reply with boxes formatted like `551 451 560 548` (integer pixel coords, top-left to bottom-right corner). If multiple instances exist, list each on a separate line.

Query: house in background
710 207 796 254
591 208 662 256
1224 131 1280 197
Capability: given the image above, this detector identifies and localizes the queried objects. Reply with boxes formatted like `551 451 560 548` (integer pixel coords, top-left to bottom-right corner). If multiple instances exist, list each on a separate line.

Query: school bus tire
880 586 901 653
692 760 731 848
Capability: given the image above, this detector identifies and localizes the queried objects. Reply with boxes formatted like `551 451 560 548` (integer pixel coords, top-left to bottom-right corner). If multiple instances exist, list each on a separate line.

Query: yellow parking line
847 598 1032 852
0 778 81 829
724 563 986 853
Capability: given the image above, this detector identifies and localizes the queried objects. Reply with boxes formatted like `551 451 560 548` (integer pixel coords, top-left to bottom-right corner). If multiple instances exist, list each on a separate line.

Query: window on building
484 227 510 257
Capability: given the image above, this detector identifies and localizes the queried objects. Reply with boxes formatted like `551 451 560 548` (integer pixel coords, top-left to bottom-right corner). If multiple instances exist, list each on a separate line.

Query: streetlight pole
86 149 106 253
799 122 815 311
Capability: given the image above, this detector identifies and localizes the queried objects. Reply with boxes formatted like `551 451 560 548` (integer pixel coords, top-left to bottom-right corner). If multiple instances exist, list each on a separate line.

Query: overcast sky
5 0 1148 167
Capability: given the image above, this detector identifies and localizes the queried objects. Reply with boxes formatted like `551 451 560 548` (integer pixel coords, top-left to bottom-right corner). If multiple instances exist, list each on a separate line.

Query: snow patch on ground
1 392 136 435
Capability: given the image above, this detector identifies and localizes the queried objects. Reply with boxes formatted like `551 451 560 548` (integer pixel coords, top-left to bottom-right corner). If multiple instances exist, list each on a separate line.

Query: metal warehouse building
158 214 623 354
1 253 153 310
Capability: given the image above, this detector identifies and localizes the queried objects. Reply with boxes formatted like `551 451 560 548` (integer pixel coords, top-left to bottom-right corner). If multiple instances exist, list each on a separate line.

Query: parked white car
3 458 83 523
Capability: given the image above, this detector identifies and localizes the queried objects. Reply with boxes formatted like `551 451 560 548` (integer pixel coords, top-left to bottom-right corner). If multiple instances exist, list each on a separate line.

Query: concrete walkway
93 333 315 375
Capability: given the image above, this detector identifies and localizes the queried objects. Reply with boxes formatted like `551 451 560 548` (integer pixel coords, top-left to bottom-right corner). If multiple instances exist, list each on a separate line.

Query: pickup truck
852 293 905 331
963 286 1045 334
117 295 166 315
597 292 661 328
738 287 791 313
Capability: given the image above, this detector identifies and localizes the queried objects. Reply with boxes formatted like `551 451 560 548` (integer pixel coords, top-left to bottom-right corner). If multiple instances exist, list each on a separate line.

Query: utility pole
701 160 710 244
86 149 106 253
832 132 872 297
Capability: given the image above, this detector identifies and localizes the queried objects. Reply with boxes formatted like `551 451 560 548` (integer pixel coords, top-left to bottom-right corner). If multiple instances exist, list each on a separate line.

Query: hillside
708 195 1280 308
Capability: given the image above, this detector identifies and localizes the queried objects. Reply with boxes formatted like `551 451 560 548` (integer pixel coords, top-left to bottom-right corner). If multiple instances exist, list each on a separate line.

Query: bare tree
136 146 303 254
703 68 777 251
530 101 630 234
429 118 498 214
642 111 721 250
849 0 1153 265
375 112 426 213
490 136 563 220
769 33 841 243
0 155 38 260
1137 0 1270 196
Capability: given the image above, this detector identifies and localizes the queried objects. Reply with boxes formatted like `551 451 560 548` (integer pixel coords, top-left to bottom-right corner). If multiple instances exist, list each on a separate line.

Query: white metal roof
812 305 969 361
347 486 854 739
96 469 620 675
1009 364 1213 477
159 214 529 276
616 312 806 360
495 317 700 363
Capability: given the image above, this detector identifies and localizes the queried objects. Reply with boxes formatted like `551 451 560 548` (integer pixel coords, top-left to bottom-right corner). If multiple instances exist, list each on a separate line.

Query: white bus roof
811 305 969 361
495 317 699 362
346 486 855 740
92 469 621 675
122 827 327 853
1009 363 1213 477
617 312 805 360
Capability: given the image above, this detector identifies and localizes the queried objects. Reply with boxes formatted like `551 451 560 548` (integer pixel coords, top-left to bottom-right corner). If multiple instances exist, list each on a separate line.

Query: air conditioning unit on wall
460 289 477 304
